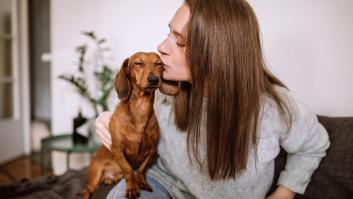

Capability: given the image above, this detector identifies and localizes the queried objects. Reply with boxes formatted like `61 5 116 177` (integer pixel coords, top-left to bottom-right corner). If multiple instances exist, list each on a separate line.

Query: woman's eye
176 42 186 47
176 38 186 47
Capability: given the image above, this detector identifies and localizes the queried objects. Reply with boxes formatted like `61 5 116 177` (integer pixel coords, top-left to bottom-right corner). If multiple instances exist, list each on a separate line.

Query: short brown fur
83 52 163 199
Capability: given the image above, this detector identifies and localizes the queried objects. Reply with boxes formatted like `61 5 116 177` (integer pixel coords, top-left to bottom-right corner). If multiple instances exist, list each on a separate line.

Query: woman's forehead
169 4 190 36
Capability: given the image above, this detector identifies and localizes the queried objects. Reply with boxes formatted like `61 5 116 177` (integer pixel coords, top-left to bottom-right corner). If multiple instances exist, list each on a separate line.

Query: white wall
50 0 353 173
249 0 353 116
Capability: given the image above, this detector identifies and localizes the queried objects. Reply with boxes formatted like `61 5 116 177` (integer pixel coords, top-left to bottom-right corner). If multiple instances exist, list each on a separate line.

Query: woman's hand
159 79 179 96
95 111 113 151
265 186 295 199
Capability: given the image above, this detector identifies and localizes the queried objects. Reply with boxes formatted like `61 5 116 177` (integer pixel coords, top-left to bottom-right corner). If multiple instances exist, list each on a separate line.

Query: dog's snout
147 75 159 86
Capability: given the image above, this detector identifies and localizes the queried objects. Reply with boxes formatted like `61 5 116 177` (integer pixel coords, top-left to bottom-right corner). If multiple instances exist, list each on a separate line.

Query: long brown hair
173 0 292 180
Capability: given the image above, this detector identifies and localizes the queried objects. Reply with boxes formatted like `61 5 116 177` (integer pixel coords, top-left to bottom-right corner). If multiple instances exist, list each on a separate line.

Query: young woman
96 0 330 198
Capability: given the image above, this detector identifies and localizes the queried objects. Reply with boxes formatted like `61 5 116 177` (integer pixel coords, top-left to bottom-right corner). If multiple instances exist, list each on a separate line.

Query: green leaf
59 31 115 116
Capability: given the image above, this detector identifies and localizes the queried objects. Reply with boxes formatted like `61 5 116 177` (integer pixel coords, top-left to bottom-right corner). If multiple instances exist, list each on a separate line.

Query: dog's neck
127 87 155 133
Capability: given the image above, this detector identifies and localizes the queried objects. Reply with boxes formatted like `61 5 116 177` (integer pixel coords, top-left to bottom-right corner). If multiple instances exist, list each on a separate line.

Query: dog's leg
82 160 104 199
112 148 140 199
101 169 123 185
135 148 156 192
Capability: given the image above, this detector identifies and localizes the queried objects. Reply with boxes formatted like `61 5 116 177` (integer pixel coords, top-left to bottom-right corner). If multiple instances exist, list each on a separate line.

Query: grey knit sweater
147 86 330 199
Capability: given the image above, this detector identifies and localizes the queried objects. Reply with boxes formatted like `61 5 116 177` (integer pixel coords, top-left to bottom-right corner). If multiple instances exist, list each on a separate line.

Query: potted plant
58 31 115 143
58 31 115 117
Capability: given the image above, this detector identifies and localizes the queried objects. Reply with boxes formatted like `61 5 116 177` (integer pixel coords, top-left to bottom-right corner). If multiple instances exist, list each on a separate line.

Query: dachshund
82 52 163 199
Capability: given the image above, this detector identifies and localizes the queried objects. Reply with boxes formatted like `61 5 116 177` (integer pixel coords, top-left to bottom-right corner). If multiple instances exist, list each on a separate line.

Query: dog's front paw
81 189 91 199
126 181 140 199
135 172 153 192
139 182 152 192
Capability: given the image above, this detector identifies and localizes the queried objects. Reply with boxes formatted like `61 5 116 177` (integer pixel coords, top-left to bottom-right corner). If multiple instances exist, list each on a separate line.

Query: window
0 0 18 120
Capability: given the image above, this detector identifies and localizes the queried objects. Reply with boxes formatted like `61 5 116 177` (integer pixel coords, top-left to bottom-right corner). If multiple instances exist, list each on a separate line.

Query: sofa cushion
303 116 353 199
271 116 353 199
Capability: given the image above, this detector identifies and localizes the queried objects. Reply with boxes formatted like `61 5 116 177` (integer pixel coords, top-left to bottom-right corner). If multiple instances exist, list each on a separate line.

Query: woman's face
157 4 191 82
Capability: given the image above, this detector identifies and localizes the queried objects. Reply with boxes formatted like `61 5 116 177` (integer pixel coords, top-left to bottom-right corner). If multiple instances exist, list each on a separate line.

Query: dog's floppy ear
115 58 131 101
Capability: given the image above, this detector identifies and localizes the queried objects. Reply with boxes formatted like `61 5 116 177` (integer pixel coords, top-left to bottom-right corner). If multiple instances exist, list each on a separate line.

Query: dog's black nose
147 75 159 86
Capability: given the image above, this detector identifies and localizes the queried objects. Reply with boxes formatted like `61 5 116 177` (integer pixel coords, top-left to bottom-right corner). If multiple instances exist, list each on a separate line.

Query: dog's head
115 52 163 101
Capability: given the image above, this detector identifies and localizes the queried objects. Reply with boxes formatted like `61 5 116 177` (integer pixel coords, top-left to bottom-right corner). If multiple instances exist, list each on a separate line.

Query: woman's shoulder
265 86 318 133
258 86 318 141
261 86 317 126
273 85 316 120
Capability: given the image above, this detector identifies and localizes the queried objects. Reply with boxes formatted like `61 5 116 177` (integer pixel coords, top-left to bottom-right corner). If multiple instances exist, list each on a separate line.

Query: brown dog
82 52 162 199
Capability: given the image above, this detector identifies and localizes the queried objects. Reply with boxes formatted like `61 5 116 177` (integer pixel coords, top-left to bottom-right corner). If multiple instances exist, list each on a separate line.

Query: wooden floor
0 154 52 186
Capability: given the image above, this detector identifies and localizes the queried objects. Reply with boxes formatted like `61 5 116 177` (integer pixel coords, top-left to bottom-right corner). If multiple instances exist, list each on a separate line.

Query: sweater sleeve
276 96 330 194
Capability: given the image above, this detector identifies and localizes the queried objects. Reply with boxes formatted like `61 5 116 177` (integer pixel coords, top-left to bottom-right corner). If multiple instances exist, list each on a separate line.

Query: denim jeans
107 176 171 199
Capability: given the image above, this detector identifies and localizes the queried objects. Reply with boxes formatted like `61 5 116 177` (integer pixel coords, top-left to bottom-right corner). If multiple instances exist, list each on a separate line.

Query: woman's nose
157 38 169 55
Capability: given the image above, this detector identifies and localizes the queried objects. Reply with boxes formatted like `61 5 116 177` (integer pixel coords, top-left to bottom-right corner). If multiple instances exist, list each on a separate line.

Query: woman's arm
275 96 330 196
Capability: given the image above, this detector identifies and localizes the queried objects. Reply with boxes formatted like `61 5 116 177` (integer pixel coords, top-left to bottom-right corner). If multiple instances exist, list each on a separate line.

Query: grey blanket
0 169 112 199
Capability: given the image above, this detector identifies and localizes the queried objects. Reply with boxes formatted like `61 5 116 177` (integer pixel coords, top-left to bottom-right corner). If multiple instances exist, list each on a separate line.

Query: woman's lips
162 64 168 71
160 57 167 70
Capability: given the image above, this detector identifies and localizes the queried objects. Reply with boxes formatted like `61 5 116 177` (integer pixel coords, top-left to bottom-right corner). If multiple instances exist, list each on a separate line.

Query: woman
96 0 330 198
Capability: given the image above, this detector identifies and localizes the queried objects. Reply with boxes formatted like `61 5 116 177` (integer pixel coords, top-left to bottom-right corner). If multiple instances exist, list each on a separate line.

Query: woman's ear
115 58 131 101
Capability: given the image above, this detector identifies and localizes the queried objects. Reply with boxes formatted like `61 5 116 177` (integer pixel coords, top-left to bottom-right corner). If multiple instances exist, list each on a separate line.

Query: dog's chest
124 134 153 168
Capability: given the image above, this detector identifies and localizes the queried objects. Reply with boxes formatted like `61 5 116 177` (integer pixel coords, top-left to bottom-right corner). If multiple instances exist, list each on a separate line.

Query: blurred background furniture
40 134 99 174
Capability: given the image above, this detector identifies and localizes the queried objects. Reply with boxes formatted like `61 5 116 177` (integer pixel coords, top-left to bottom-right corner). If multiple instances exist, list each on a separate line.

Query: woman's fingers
96 124 111 143
95 111 113 151
101 137 112 151
96 124 112 150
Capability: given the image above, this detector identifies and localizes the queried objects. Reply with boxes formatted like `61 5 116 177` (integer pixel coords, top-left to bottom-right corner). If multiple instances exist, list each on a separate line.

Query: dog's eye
134 62 143 66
